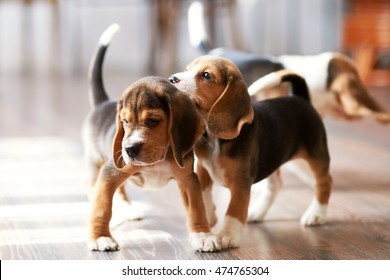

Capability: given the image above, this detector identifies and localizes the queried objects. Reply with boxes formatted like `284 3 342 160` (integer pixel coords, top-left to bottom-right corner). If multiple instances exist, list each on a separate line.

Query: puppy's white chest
130 163 172 189
202 136 226 186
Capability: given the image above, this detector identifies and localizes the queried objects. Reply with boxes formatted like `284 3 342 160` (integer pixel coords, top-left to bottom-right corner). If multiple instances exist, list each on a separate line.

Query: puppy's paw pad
88 237 120 252
190 232 221 252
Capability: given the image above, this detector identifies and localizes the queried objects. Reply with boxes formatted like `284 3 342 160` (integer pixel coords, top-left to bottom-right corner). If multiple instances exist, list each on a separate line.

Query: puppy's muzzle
125 142 143 158
169 76 180 84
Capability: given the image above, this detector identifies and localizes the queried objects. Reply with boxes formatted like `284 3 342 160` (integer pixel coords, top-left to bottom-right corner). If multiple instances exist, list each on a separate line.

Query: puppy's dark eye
122 119 129 127
146 118 160 128
201 71 212 80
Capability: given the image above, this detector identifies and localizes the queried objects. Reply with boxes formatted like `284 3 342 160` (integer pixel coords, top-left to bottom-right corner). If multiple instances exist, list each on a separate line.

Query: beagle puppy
82 24 218 252
264 53 390 123
188 1 390 124
169 56 332 249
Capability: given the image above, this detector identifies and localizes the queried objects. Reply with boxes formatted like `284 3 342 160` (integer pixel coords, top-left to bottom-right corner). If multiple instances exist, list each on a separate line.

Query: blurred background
0 0 389 140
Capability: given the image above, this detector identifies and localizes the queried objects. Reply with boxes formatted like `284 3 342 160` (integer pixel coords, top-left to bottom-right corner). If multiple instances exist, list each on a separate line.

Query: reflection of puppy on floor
82 24 218 252
170 56 332 250
188 1 390 124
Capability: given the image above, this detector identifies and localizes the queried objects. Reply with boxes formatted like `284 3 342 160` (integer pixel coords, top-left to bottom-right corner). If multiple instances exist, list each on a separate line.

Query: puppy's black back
228 97 327 182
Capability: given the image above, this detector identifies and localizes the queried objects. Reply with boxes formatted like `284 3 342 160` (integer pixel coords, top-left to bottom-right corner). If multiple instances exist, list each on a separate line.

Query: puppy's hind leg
110 184 144 228
300 157 332 226
247 169 282 223
332 72 390 123
284 159 316 187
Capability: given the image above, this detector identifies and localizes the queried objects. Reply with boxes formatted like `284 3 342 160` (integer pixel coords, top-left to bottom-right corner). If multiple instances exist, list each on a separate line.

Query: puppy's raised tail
88 23 121 107
248 70 311 102
188 1 212 53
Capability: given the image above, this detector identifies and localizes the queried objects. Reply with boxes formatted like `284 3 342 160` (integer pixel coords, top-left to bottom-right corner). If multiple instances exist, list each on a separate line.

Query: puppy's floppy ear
208 76 254 139
112 100 125 169
168 93 205 168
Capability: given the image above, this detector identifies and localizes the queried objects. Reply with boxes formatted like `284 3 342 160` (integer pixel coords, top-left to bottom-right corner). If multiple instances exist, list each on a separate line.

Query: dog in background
170 56 332 249
82 24 219 252
188 1 390 124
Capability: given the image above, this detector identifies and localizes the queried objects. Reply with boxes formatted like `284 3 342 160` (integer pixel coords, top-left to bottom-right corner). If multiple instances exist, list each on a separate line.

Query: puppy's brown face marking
118 82 170 166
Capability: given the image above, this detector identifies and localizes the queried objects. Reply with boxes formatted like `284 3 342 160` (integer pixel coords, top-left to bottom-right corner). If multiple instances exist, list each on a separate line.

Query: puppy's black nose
125 143 143 158
169 75 180 84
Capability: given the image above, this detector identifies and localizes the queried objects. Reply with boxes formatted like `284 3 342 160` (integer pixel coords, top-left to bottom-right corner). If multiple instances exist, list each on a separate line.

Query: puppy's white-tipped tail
188 1 211 53
248 70 311 102
248 72 284 97
88 23 121 107
99 23 121 46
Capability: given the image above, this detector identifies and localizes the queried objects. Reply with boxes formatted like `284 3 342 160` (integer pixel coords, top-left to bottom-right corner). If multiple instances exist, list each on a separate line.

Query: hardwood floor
0 72 389 260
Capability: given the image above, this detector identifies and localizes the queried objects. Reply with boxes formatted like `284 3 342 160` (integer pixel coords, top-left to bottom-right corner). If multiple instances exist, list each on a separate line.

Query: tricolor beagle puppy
169 55 333 249
258 53 390 123
188 1 390 124
82 24 218 252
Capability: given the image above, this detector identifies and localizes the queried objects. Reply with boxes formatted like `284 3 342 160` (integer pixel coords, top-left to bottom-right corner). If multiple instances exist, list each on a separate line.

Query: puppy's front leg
197 161 218 227
88 160 129 251
218 185 251 249
176 172 220 252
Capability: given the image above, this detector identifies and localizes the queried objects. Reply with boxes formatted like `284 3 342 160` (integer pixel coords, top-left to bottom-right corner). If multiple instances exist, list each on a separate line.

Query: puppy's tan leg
247 169 282 223
331 73 390 123
176 167 219 252
86 160 105 199
218 184 251 249
300 157 332 226
353 106 390 123
88 160 129 251
197 161 218 227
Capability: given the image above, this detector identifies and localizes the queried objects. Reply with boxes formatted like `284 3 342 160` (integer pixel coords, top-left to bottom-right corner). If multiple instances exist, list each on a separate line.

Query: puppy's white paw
217 232 241 249
300 199 327 226
88 236 120 252
189 232 220 252
217 216 244 250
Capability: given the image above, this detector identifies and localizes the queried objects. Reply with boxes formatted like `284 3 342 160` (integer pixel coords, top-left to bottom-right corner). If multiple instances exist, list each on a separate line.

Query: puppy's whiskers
113 149 125 166
190 91 204 107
